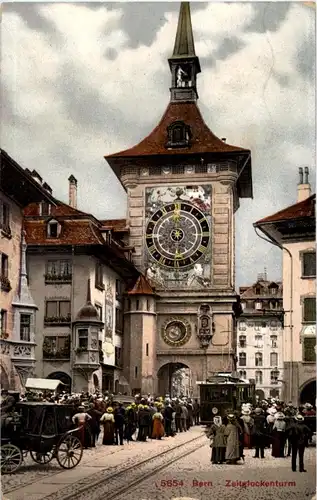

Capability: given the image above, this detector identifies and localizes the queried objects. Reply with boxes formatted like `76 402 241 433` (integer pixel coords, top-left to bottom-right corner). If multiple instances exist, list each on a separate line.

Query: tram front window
202 386 231 402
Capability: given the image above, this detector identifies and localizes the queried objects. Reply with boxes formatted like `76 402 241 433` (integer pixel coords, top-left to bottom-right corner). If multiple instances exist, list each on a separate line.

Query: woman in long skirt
100 407 115 445
152 411 164 439
208 416 227 464
271 412 286 457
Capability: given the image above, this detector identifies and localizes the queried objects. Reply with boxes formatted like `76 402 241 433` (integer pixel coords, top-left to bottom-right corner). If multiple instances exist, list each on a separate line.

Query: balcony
45 273 72 284
44 314 71 326
1 276 11 292
43 346 70 360
73 348 100 371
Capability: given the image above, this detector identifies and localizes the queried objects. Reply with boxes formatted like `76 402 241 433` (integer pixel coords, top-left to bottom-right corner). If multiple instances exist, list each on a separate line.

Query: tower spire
172 2 196 58
168 2 201 103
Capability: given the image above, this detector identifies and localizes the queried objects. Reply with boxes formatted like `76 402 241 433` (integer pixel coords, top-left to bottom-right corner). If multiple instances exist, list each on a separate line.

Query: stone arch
255 389 265 401
47 372 71 393
299 378 316 406
157 361 194 398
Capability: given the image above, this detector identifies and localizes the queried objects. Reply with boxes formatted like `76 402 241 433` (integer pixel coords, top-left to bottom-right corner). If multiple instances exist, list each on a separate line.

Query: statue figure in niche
146 263 165 288
176 66 189 87
187 263 210 287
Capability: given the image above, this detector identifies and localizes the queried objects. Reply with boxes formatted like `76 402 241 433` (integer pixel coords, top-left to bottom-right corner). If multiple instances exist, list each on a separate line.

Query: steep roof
100 219 128 232
128 275 155 296
24 219 104 246
106 102 249 159
255 195 315 225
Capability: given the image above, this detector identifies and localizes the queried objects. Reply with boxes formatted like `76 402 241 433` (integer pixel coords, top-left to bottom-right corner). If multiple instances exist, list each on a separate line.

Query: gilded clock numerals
145 201 210 269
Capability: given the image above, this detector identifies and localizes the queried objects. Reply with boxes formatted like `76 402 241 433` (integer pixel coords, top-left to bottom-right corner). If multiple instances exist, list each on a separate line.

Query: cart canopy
25 378 64 391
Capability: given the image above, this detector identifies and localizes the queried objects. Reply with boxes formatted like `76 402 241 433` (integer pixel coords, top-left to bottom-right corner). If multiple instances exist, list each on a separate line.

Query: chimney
297 167 311 203
68 175 77 209
221 137 226 143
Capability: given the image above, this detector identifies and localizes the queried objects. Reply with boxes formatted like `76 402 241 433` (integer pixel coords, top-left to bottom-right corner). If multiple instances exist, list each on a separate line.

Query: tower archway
300 379 316 406
157 362 193 398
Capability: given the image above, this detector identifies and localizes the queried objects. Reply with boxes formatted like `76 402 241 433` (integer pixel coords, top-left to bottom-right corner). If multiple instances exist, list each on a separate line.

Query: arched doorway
47 372 71 393
0 365 9 391
93 374 99 391
157 363 193 398
300 380 316 406
255 389 265 401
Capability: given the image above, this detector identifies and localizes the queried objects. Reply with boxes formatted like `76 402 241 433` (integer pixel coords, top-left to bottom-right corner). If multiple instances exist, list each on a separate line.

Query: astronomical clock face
145 201 210 269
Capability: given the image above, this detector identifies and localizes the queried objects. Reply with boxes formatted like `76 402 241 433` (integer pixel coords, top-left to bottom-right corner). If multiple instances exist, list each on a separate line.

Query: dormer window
47 219 60 238
40 201 51 216
166 121 191 149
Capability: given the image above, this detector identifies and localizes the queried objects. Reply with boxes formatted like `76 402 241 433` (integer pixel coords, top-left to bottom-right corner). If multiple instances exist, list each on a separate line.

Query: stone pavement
122 443 316 500
3 426 204 500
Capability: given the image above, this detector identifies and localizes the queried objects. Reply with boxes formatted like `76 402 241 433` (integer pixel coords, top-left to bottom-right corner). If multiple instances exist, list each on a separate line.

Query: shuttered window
303 337 316 362
302 252 316 278
303 297 316 323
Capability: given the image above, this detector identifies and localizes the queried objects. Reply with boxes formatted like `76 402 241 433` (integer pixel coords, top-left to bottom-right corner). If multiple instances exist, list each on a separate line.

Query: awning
25 378 64 391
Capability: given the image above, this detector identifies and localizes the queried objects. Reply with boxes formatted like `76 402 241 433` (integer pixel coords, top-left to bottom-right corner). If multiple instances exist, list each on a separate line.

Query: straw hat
254 408 262 414
107 407 113 413
295 414 305 421
242 409 251 415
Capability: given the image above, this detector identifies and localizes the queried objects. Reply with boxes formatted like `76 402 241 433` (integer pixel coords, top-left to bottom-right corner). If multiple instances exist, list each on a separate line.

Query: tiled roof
24 220 104 246
106 102 249 158
128 275 155 296
100 219 128 232
24 201 93 218
255 194 315 225
240 281 283 299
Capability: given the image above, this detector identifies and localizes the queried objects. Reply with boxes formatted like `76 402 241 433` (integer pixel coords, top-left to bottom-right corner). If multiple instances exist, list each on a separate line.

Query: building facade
23 174 140 393
105 2 253 396
237 274 284 400
254 168 316 405
0 150 55 390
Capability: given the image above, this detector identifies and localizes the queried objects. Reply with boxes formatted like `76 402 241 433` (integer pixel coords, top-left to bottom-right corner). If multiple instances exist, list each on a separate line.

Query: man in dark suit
287 414 311 472
252 407 267 458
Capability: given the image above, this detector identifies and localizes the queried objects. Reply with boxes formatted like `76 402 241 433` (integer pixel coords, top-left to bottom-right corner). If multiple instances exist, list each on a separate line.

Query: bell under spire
168 2 201 103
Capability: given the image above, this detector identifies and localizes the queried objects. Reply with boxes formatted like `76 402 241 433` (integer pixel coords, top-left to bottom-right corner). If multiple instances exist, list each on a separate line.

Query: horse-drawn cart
1 402 83 474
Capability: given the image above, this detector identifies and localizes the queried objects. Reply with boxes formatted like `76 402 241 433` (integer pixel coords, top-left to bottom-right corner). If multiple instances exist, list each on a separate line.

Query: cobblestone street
2 428 315 500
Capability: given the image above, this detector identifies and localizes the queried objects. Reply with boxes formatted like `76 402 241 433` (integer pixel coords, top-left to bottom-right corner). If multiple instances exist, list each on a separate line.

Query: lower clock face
145 201 210 269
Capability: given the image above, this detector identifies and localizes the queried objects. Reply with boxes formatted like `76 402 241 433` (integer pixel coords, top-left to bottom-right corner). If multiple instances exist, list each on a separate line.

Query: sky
1 2 315 288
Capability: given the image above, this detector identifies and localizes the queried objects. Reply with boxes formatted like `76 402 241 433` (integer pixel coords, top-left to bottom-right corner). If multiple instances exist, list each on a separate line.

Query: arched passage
157 362 193 398
47 372 71 393
255 389 265 401
300 379 316 406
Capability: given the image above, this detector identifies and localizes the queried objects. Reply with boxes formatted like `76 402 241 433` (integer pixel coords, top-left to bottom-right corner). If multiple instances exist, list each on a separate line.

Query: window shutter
303 298 316 322
303 337 316 362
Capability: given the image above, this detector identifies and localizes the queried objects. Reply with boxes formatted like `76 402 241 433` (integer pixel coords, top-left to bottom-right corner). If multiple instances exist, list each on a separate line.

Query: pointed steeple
86 278 92 304
12 230 37 309
172 2 196 58
75 279 103 323
168 2 201 103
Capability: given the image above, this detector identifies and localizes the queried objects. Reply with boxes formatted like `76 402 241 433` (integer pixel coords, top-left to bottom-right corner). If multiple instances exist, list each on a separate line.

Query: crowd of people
1 388 315 475
206 398 315 473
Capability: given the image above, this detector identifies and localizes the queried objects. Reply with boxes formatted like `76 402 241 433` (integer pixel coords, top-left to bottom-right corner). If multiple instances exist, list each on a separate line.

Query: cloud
1 2 315 287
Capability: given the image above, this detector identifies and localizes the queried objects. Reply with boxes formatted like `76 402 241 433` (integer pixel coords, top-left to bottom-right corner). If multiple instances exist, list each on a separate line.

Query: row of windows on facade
44 300 124 332
239 320 281 330
238 335 278 348
241 300 282 311
42 333 123 366
238 370 281 385
238 352 279 367
239 297 316 326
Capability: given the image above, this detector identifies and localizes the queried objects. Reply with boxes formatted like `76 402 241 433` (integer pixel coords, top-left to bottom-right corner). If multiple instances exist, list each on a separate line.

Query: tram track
43 433 207 500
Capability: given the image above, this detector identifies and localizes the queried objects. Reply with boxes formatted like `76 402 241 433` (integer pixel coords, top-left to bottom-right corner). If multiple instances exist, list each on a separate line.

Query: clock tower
105 2 253 396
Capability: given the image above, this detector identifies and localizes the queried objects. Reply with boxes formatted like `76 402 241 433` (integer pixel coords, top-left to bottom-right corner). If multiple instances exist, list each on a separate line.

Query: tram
197 373 256 424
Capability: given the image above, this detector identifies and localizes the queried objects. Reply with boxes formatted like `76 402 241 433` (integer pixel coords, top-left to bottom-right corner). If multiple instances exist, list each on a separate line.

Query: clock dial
145 201 210 269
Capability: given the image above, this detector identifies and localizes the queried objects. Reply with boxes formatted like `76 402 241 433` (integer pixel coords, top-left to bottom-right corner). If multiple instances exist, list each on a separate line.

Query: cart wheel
56 435 83 469
30 449 55 465
0 444 23 474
